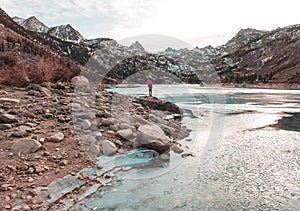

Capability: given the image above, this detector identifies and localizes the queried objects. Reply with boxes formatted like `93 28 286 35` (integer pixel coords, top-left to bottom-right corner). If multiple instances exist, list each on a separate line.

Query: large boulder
11 139 42 153
71 76 90 90
136 124 171 154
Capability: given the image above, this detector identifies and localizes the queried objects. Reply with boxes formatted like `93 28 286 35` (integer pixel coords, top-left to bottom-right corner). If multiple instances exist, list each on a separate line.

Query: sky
1 0 300 50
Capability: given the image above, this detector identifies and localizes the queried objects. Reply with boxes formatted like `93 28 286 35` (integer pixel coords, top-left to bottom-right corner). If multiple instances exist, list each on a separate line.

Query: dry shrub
0 64 29 86
0 55 81 86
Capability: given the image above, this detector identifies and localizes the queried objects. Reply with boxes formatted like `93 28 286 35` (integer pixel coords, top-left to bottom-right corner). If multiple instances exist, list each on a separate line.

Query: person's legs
149 88 152 96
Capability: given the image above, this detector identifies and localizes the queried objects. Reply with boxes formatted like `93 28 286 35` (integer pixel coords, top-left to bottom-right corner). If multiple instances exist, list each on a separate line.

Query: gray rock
141 139 171 154
71 76 90 90
171 144 184 154
0 113 17 123
103 110 112 118
136 124 171 154
101 118 115 126
119 122 131 130
11 139 42 153
160 153 170 161
117 129 133 140
47 132 65 142
19 125 32 133
137 124 168 142
101 140 117 156
58 159 68 166
75 112 95 119
178 126 190 139
12 130 29 138
26 84 52 96
40 87 52 97
135 96 181 114
0 124 12 130
131 115 150 127
81 119 92 130
0 98 20 104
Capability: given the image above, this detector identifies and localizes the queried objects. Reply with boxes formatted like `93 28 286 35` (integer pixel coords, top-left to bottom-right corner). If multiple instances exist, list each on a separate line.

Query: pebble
47 132 65 142
58 159 68 166
28 177 34 182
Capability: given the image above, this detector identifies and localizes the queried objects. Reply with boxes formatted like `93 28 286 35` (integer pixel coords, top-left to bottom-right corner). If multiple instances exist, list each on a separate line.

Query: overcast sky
1 0 300 49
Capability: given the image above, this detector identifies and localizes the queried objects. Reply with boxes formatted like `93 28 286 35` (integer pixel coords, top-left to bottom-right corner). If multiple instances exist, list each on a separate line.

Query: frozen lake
76 85 300 210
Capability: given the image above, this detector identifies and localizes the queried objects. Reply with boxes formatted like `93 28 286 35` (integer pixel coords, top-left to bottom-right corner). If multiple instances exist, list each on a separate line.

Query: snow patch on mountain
47 24 84 43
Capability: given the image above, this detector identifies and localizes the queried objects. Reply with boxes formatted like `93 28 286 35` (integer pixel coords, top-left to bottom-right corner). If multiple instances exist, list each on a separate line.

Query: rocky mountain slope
211 26 300 84
4 8 300 86
161 26 300 85
13 16 48 33
47 24 83 43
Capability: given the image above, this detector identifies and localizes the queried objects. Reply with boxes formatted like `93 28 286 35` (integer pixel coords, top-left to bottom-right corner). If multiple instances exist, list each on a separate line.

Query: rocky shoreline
223 83 300 90
0 81 189 210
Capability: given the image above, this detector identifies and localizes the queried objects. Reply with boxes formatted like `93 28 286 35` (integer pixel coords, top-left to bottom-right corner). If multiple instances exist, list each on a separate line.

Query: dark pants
148 85 152 96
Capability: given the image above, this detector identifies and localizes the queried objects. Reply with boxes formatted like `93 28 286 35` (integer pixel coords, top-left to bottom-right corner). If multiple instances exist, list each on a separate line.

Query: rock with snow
11 139 42 153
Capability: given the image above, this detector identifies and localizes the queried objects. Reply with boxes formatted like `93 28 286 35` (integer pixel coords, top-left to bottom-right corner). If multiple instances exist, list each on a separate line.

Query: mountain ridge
2 8 300 86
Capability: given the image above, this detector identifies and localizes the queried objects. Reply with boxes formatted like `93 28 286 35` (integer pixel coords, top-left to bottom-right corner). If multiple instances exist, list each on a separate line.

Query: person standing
146 80 152 96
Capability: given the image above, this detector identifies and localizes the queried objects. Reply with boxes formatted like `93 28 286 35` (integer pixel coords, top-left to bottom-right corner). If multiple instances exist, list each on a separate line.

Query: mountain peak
129 41 146 52
13 15 48 33
47 24 84 42
27 16 38 21
163 47 188 55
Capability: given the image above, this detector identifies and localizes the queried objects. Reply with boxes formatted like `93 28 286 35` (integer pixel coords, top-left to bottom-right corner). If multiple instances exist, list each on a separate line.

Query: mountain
13 16 83 43
129 41 146 52
0 8 82 86
12 16 48 33
47 24 83 43
11 16 24 25
214 25 300 84
2 7 300 86
163 47 188 55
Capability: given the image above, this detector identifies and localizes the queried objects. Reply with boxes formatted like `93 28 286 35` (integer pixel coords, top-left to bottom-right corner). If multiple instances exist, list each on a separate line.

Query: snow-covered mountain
13 16 48 33
129 41 146 52
13 16 83 43
6 9 300 85
163 47 188 55
47 24 84 43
